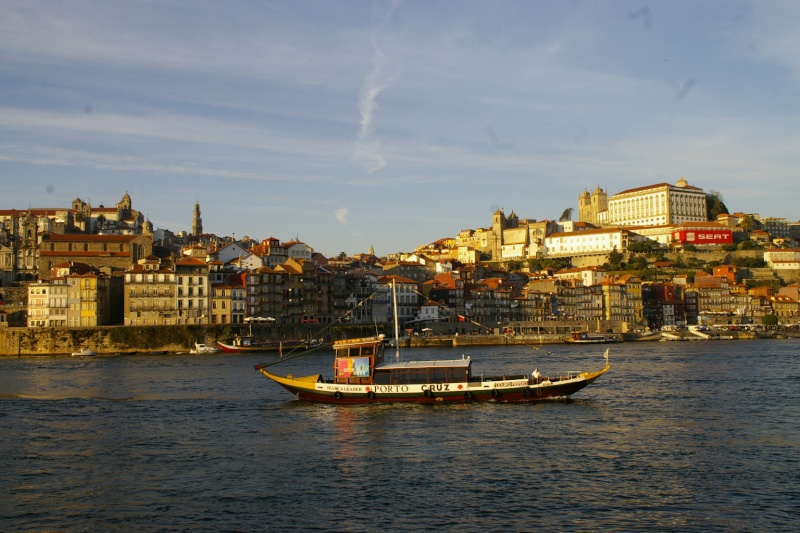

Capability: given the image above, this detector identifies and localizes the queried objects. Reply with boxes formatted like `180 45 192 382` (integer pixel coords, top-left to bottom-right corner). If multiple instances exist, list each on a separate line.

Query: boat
113 351 139 356
385 335 410 348
256 280 610 403
622 330 661 342
218 336 321 354
565 331 619 344
257 334 609 404
71 348 97 356
190 342 221 354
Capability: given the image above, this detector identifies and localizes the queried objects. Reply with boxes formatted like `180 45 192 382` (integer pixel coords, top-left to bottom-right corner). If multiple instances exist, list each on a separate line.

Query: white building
544 228 642 257
606 177 707 227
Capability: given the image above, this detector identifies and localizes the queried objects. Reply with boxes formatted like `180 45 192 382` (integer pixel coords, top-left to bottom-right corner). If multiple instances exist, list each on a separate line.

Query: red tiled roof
41 233 139 243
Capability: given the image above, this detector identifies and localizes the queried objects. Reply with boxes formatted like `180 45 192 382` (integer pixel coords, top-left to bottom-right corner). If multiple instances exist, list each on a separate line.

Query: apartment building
124 257 177 326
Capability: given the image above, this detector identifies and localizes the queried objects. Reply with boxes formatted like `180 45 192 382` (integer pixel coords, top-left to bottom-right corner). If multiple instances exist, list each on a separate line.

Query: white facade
286 241 313 261
554 268 608 286
215 242 250 264
545 228 635 257
765 249 800 268
607 178 707 227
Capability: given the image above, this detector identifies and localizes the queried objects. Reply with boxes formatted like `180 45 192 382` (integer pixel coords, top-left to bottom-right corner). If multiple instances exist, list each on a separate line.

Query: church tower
192 202 203 235
491 208 506 260
578 186 607 226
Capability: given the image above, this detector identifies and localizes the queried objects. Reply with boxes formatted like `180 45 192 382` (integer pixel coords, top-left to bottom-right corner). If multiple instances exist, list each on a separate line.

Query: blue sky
2 1 799 257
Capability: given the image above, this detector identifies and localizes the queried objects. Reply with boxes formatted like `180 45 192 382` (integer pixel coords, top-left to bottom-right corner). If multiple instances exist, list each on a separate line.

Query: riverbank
3 324 797 356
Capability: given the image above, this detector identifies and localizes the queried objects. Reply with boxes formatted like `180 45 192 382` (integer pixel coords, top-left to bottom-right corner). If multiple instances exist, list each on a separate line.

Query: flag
458 314 466 322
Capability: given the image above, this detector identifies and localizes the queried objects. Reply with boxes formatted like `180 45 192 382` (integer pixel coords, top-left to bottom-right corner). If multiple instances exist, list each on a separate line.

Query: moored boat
190 342 221 354
71 348 97 356
565 331 619 344
219 336 321 354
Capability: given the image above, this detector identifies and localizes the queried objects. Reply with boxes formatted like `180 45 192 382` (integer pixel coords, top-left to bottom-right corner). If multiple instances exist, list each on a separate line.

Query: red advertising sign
671 230 733 245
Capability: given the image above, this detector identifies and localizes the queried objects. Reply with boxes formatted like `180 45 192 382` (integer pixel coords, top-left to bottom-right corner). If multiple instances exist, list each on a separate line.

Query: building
192 201 203 236
27 278 68 327
578 186 608 226
544 227 643 258
66 273 112 327
580 177 707 228
670 222 733 246
373 275 419 329
124 257 178 326
38 232 153 278
175 256 210 325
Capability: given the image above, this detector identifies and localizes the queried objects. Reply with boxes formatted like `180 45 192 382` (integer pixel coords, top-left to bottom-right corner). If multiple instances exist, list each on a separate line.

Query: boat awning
378 358 471 370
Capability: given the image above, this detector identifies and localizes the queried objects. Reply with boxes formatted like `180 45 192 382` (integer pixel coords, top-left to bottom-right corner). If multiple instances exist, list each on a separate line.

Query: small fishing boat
565 331 618 344
190 343 221 354
71 348 97 357
256 280 610 403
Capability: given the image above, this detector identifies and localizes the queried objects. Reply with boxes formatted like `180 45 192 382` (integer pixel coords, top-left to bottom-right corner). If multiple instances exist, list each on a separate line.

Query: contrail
355 38 387 173
354 0 402 173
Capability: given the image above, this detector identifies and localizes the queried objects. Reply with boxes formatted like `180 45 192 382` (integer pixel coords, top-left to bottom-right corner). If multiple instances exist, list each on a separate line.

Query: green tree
761 314 779 326
606 247 625 270
559 208 574 222
631 255 648 270
740 214 755 235
706 190 729 221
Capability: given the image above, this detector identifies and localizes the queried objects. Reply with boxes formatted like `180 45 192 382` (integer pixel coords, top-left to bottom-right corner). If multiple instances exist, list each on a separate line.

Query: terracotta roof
175 256 207 266
41 233 139 242
40 251 130 257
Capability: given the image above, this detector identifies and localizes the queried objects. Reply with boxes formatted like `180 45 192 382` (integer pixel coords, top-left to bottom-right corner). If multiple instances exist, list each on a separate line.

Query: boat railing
477 373 528 383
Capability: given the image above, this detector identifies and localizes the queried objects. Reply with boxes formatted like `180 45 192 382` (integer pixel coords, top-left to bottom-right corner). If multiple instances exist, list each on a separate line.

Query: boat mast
392 278 401 359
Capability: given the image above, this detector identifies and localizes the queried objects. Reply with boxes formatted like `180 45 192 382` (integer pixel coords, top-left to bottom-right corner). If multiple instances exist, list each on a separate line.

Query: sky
2 1 799 257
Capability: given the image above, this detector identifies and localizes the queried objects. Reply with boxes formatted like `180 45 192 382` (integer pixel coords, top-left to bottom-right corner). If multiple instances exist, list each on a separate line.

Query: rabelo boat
256 334 609 404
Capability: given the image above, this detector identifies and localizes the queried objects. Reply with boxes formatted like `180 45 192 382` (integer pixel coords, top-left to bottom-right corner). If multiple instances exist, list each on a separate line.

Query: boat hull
258 365 609 404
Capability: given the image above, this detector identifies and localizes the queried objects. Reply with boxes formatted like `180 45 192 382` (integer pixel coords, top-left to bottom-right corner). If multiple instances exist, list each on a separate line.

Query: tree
740 214 755 235
559 208 574 222
706 190 729 221
606 247 625 270
761 314 779 326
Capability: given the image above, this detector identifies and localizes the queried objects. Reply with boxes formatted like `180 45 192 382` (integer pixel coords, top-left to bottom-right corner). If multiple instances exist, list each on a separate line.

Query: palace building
579 177 707 228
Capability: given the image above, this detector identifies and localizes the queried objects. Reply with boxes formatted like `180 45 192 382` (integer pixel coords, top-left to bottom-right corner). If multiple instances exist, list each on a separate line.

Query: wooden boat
218 336 321 354
256 280 609 404
566 331 619 344
257 335 609 404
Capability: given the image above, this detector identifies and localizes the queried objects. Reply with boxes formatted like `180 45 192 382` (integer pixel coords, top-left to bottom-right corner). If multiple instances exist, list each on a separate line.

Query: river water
1 340 799 532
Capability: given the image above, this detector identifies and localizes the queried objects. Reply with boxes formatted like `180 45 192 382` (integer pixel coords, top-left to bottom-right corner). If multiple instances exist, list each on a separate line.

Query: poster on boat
337 357 370 378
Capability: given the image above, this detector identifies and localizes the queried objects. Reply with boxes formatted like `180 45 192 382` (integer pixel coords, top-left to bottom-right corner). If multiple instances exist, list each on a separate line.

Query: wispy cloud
354 37 388 173
335 207 349 225
353 2 403 174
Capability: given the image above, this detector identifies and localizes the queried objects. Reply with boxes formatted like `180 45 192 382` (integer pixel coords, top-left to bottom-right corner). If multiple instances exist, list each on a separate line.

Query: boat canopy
377 358 471 371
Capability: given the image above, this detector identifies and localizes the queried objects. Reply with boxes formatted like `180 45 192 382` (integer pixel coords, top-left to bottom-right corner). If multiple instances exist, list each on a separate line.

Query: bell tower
192 201 203 235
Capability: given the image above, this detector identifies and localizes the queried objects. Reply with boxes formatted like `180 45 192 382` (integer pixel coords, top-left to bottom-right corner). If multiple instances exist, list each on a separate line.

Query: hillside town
2 178 800 334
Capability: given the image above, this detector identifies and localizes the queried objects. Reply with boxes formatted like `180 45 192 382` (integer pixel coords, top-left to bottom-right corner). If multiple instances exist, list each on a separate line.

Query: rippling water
2 340 799 532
